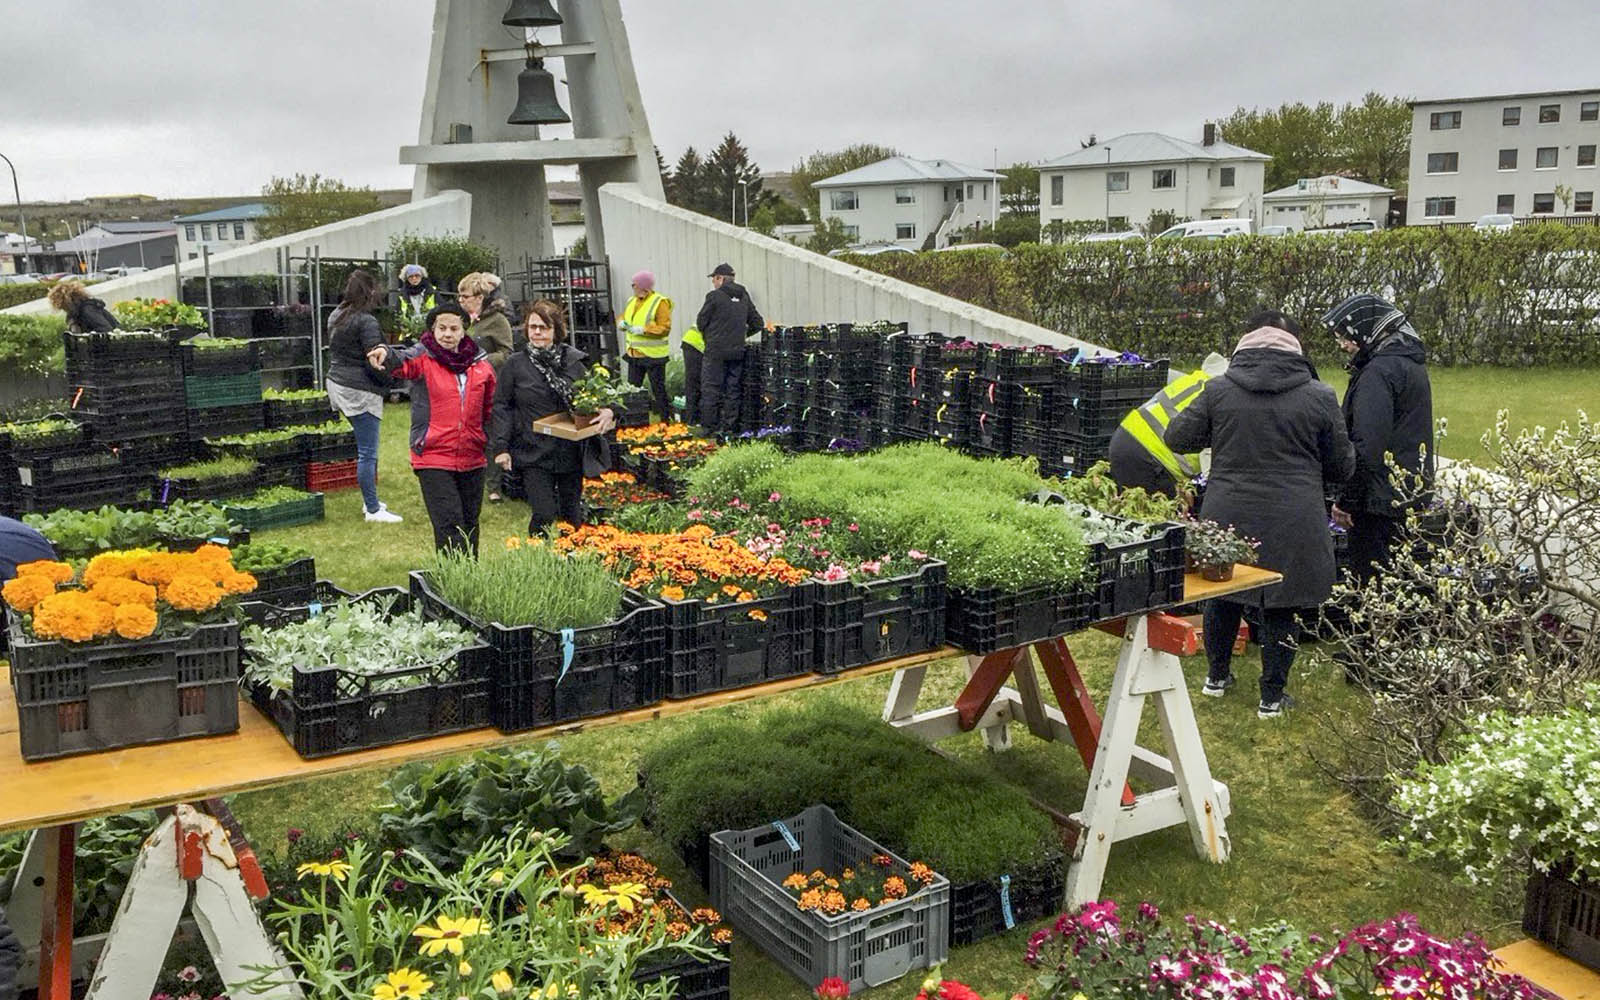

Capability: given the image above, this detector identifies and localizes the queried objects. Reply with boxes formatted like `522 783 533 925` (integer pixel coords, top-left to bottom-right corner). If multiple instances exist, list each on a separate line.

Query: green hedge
0 314 65 374
0 282 53 310
846 226 1600 366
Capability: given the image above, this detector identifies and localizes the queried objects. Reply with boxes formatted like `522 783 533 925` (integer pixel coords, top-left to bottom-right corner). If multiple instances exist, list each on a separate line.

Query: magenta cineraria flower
1390 934 1421 956
1300 970 1334 1000
1077 900 1119 932
1138 901 1161 922
1150 956 1191 982
1431 954 1469 981
1380 966 1429 1000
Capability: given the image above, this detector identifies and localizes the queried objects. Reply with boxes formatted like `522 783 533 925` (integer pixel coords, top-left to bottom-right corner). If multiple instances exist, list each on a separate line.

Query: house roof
173 202 272 223
51 231 176 253
1411 88 1600 108
1262 175 1396 201
93 220 176 234
813 156 1003 189
1040 132 1270 170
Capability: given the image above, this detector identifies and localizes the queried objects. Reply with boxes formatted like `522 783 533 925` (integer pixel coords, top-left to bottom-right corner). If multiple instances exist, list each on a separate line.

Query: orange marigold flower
665 920 691 940
782 872 808 890
82 553 138 587
736 590 756 603
15 560 74 583
133 553 183 587
89 577 157 609
165 573 222 612
851 898 872 912
2 574 57 612
32 592 116 643
113 603 158 640
691 907 722 925
721 583 741 597
883 876 908 899
797 888 824 911
821 891 847 914
659 585 685 602
748 609 768 622
192 544 233 564
909 862 936 885
683 524 715 540
842 867 856 880
221 571 258 596
711 927 733 946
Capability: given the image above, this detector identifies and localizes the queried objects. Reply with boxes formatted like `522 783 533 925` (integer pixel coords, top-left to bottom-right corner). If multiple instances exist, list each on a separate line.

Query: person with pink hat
618 269 672 419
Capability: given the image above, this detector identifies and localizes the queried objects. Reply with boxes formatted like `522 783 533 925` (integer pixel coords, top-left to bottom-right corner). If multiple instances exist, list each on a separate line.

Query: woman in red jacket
368 302 496 554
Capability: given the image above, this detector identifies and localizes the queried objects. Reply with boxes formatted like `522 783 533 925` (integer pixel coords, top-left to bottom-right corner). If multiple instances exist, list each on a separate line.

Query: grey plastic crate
710 805 949 993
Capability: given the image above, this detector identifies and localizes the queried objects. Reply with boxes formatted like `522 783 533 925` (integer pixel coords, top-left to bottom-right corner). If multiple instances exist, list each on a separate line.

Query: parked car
934 242 1007 253
102 266 148 277
1344 220 1380 232
1259 225 1291 237
1079 230 1145 243
1154 218 1255 240
1474 213 1515 232
828 243 915 258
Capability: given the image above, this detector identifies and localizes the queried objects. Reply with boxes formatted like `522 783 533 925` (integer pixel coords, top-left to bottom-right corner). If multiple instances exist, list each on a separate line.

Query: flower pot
1199 562 1235 582
571 410 600 430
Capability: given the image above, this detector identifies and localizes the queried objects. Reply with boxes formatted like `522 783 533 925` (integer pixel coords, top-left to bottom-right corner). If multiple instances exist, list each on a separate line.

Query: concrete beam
400 138 635 166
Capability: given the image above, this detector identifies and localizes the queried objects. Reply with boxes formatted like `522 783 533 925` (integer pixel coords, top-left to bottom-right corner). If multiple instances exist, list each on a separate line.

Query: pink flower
858 560 882 576
907 549 927 560
847 523 858 532
822 565 850 582
814 976 850 999
769 492 782 502
687 509 704 521
1380 967 1429 1000
285 827 303 843
178 966 201 983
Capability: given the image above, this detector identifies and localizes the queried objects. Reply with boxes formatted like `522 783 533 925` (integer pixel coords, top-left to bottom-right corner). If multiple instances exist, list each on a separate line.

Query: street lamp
0 152 32 274
737 179 749 227
1104 146 1113 233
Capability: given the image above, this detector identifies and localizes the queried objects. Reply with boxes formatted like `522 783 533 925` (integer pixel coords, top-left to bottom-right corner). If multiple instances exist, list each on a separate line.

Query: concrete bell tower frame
401 0 665 265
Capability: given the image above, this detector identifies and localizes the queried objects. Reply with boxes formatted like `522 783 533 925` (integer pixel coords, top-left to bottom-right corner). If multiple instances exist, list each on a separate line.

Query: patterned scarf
526 343 576 410
421 329 481 373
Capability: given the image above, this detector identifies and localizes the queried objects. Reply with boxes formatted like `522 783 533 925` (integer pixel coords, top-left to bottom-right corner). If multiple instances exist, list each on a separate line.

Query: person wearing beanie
618 269 672 419
1165 311 1354 719
397 263 437 325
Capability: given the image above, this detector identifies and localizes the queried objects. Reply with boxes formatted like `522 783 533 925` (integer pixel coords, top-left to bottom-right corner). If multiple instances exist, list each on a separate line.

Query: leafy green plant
242 592 477 693
207 427 301 447
380 745 645 869
263 387 325 402
387 232 499 288
0 281 54 311
570 362 643 414
0 416 80 446
425 544 623 630
158 455 259 482
189 336 251 352
226 485 318 509
152 500 237 541
24 505 158 557
1047 461 1184 523
280 420 349 437
0 314 66 374
110 297 204 330
232 540 312 573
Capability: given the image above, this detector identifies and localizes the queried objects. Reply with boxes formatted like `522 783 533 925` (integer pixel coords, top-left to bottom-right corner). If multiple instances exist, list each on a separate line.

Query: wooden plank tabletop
0 568 1280 834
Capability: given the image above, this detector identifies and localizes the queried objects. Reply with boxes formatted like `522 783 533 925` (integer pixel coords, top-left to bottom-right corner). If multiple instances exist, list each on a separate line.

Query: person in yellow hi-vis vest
680 325 705 426
1107 351 1229 499
619 270 672 419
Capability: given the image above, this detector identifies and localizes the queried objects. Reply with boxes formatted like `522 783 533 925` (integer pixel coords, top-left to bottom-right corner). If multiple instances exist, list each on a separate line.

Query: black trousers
700 354 744 433
683 346 703 425
627 353 670 419
523 465 583 535
415 467 485 555
1346 511 1403 587
1107 427 1177 498
1203 599 1299 705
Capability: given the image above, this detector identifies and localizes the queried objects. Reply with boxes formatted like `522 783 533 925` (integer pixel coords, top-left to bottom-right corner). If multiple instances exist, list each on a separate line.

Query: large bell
502 0 562 27
507 57 571 125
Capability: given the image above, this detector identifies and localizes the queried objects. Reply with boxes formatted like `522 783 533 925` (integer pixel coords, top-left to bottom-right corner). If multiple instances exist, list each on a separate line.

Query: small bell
502 0 562 27
507 57 571 125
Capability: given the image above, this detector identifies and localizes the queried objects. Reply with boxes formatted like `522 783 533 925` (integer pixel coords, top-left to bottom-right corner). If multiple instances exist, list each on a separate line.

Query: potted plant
569 363 642 428
1183 518 1259 581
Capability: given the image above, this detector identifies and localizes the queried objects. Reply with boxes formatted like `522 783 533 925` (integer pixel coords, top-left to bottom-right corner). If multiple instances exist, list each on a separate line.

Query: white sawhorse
882 613 1231 907
9 803 301 1000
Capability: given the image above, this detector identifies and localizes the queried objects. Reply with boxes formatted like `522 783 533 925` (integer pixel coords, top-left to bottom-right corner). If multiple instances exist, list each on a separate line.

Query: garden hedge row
0 283 53 310
846 226 1600 366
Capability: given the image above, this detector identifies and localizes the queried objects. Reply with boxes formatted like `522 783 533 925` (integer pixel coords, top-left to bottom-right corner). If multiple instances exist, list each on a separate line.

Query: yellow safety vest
398 289 436 319
621 293 670 358
681 326 705 352
1119 370 1211 480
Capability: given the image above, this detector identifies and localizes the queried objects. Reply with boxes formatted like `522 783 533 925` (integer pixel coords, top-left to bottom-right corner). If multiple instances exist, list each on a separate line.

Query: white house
1406 88 1600 224
174 203 272 261
1038 126 1270 236
1262 175 1396 231
813 156 1004 249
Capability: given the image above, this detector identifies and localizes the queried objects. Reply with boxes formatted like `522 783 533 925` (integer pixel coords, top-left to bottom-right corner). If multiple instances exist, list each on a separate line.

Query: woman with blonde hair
455 272 516 500
46 280 119 333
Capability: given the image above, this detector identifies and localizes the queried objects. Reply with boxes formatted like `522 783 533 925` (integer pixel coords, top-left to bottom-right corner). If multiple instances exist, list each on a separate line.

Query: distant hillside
14 190 412 242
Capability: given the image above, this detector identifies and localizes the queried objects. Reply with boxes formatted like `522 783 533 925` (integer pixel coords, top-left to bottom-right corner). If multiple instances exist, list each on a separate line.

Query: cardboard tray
531 412 606 441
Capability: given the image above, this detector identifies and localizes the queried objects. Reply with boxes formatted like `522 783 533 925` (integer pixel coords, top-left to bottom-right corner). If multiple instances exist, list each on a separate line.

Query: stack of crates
518 257 617 366
62 330 189 505
183 339 264 439
876 331 983 446
763 323 888 449
1040 355 1170 477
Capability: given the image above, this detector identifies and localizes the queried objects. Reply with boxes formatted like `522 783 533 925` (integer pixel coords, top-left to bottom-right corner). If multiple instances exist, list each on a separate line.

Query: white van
1153 218 1255 240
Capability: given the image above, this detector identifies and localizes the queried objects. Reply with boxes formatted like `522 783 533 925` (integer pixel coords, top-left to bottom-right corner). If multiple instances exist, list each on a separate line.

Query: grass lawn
222 367 1578 997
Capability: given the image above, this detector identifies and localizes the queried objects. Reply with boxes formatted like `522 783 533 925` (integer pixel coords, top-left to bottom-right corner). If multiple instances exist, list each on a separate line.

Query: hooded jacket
385 342 496 472
695 280 764 361
1341 335 1433 516
1165 334 1354 608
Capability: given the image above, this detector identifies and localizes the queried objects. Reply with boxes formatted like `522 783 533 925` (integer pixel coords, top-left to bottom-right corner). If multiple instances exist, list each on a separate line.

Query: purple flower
285 828 303 844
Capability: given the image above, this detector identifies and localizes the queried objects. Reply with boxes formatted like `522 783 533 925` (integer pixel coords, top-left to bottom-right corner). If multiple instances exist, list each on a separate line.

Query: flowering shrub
551 523 810 608
582 471 670 508
779 855 938 915
2 546 255 643
1393 693 1600 884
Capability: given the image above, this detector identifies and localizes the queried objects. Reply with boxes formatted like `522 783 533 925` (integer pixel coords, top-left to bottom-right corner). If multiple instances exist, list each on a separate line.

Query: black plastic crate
188 403 266 440
1054 357 1170 408
873 391 930 440
883 332 985 372
254 336 314 372
945 582 1094 653
302 429 358 463
10 447 123 486
264 395 333 429
240 584 493 758
663 583 815 698
6 615 240 761
0 422 85 458
183 341 259 377
211 309 253 339
73 404 189 445
814 559 947 673
1039 430 1113 479
9 473 148 514
1086 519 1187 621
982 345 1062 386
948 857 1066 947
152 466 266 505
1056 394 1142 440
409 571 665 733
185 372 263 410
247 556 317 607
631 890 732 1000
64 329 184 369
71 377 186 413
1525 865 1600 972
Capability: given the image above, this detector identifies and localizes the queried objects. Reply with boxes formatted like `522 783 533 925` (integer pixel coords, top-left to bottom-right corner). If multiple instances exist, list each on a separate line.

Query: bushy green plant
188 336 251 351
380 745 645 870
159 455 259 481
207 427 300 447
226 485 317 509
0 416 80 446
110 297 204 330
425 544 623 630
282 420 348 437
0 314 66 374
24 505 158 557
231 540 312 573
387 232 499 288
263 386 325 402
152 500 236 541
639 699 1061 884
1047 461 1184 523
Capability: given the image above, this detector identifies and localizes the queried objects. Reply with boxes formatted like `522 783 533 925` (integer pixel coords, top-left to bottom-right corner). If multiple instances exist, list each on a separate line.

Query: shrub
0 313 65 374
0 282 53 310
387 232 499 290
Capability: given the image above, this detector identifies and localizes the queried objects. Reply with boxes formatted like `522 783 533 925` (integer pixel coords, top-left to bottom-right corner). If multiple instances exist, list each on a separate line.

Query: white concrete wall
599 182 1110 354
4 192 472 316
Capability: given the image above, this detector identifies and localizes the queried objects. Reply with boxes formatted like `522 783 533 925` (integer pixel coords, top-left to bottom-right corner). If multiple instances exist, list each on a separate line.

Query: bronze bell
507 57 571 125
502 0 562 27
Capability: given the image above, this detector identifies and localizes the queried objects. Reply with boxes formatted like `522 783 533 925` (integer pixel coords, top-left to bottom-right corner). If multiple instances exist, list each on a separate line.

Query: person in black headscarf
490 299 616 535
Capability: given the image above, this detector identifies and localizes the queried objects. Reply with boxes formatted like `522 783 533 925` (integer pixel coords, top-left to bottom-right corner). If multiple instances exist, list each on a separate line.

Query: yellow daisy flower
413 914 489 957
372 968 433 999
296 860 352 881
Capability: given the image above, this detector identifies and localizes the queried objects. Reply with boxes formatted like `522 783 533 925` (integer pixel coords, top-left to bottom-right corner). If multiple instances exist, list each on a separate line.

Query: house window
1533 193 1555 214
894 187 916 205
1539 104 1561 123
1423 196 1456 217
200 224 212 240
1503 106 1521 126
1050 175 1063 205
1499 149 1518 170
184 225 196 241
1151 168 1175 189
1430 110 1461 130
188 252 197 260
829 190 858 211
1106 171 1128 192
966 183 974 199
1577 191 1595 213
1219 166 1235 187
1580 145 1596 167
233 222 246 240
1584 101 1600 122
213 227 226 242
1537 147 1559 169
1426 152 1459 173
895 223 917 240
1497 193 1515 214
842 225 859 239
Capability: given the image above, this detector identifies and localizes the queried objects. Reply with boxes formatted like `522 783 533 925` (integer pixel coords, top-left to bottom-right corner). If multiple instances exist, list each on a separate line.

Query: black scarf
526 343 576 410
421 329 482 374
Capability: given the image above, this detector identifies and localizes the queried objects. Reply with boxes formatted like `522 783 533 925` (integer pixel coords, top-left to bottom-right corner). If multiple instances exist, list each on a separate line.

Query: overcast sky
5 1 1599 203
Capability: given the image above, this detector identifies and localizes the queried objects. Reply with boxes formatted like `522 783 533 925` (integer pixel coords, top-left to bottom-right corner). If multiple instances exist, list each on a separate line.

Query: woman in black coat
1165 314 1354 718
324 269 401 522
490 300 615 534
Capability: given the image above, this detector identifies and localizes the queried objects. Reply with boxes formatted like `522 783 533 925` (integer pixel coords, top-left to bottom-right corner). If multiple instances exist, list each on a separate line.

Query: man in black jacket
1322 293 1434 586
694 263 764 434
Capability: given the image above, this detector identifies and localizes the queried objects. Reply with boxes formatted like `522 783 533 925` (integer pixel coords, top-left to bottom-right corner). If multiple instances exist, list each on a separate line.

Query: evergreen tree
704 132 773 223
666 147 706 213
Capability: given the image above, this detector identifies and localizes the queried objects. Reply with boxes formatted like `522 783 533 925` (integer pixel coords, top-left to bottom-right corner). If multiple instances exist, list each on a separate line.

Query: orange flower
2 574 57 612
89 577 157 609
192 544 233 565
821 891 847 914
164 573 222 612
711 927 734 946
721 584 741 597
797 888 824 911
15 560 74 583
134 553 183 587
31 592 115 642
851 898 871 911
909 862 936 885
82 553 138 588
883 876 908 899
748 609 768 622
782 872 808 890
113 603 158 640
221 571 258 596
659 585 685 602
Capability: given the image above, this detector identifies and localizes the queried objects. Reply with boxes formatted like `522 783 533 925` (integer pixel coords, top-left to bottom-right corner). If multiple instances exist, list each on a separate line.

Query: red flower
937 982 982 1000
814 976 850 999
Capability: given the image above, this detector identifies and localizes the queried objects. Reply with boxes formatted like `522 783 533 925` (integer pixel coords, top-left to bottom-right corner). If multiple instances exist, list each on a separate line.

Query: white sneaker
365 503 403 524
